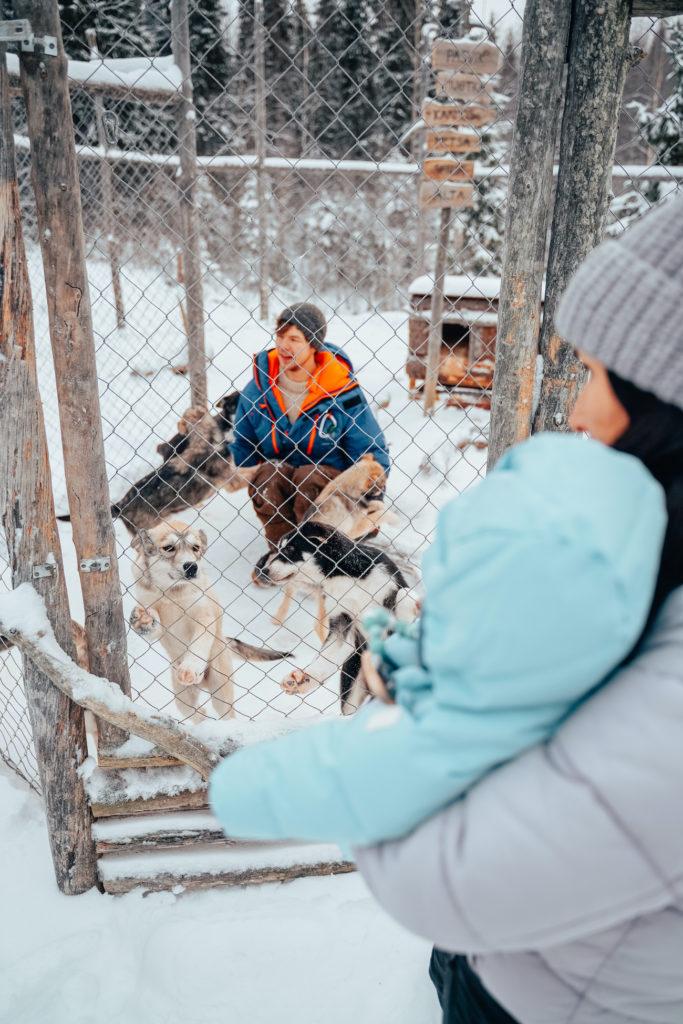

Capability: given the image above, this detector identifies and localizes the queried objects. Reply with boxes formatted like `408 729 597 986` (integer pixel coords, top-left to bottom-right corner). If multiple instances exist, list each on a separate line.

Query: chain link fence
2 1 682 791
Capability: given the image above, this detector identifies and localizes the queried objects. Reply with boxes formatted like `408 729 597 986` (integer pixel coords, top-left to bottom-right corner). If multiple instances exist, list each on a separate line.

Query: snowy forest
9 2 683 303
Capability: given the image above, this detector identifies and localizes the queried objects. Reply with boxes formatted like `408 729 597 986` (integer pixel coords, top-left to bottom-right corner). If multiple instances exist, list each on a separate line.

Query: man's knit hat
275 303 327 349
555 194 683 411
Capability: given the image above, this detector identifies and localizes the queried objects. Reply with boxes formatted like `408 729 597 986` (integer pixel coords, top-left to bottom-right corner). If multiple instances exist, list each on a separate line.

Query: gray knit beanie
275 303 327 349
555 194 683 410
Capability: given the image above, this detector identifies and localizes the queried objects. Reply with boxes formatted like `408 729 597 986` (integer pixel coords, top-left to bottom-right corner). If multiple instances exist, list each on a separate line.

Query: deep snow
0 764 437 1024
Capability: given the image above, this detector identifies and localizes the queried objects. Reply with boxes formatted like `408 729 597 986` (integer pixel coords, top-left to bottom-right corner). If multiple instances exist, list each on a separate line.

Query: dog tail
57 503 123 526
227 639 292 661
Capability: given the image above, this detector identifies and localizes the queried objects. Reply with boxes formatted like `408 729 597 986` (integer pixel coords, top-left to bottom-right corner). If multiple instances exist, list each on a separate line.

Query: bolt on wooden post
15 0 132 750
420 36 501 414
0 46 97 894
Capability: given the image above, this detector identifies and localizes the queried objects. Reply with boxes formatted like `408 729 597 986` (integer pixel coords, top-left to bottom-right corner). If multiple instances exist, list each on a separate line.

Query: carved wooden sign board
423 157 475 182
419 181 474 210
423 100 496 129
436 71 494 101
431 37 502 75
426 129 480 155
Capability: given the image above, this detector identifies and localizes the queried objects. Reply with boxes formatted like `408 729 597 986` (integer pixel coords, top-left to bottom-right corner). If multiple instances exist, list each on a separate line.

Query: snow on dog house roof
409 274 501 301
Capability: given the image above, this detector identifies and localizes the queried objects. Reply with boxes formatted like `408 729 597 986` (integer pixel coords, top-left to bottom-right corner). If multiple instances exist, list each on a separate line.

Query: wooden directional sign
423 100 496 129
436 71 494 102
426 129 480 155
431 37 502 75
423 157 474 182
419 181 474 210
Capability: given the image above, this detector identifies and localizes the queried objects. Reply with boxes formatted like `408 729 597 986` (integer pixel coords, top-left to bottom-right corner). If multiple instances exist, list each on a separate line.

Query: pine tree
309 0 349 156
185 0 233 154
290 0 315 153
643 21 683 167
435 0 467 39
374 0 421 156
233 0 256 151
609 23 680 233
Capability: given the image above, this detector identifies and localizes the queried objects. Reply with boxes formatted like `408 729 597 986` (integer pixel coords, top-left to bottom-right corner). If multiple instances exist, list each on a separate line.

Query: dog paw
129 606 161 637
174 663 200 687
280 669 319 696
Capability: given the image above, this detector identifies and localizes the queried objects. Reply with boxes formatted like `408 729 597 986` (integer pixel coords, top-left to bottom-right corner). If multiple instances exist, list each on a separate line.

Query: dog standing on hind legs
130 519 290 721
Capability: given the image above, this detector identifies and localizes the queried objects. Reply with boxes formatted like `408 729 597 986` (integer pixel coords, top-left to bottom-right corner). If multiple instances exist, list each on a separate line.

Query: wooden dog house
406 274 501 407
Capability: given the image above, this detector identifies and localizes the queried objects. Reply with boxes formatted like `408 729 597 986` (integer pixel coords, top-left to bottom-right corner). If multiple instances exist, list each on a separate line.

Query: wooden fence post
0 50 97 894
171 0 208 408
255 0 269 321
15 0 132 749
423 206 452 413
487 0 573 468
533 0 632 434
85 28 125 329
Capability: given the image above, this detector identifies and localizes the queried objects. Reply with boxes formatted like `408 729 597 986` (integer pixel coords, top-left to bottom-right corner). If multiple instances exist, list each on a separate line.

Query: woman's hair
610 373 683 621
275 303 327 349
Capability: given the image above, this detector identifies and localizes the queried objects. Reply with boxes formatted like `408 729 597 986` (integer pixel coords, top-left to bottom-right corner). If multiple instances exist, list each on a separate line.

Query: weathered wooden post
533 0 632 434
15 0 131 749
85 28 125 329
255 0 269 321
171 0 208 408
423 206 452 412
0 47 97 894
487 0 573 467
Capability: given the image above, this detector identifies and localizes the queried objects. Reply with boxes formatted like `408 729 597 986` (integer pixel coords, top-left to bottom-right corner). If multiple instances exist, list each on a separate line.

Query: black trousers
429 949 520 1024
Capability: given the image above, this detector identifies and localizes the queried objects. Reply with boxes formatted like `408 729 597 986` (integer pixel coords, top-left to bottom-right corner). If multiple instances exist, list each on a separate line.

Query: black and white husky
256 521 419 714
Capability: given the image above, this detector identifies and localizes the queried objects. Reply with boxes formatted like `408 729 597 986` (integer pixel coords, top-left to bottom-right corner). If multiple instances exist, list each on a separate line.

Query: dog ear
132 529 155 556
197 529 208 555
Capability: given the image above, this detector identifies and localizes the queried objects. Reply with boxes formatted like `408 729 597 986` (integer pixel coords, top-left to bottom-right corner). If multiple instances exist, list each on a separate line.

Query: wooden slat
97 746 182 770
101 860 356 895
97 829 233 855
631 2 683 14
91 788 208 818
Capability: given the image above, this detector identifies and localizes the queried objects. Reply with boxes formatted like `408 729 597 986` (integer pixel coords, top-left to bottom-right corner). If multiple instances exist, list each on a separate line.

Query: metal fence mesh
1 2 682 791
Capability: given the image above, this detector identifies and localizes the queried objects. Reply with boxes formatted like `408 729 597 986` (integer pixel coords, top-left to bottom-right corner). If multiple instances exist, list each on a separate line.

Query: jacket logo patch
319 412 340 440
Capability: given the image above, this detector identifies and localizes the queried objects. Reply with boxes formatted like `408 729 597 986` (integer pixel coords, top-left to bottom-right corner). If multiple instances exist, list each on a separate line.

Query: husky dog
130 519 290 721
256 521 418 715
59 393 244 533
256 455 393 643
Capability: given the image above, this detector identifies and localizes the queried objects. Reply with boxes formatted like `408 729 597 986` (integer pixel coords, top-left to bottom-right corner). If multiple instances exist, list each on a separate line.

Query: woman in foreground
354 197 683 1022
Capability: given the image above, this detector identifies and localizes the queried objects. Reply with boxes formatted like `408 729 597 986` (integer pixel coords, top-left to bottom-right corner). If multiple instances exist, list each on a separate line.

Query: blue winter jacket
210 434 667 847
230 345 390 474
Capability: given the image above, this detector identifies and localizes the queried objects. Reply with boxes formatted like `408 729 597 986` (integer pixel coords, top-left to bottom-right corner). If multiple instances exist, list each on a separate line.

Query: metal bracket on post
0 19 57 55
80 556 112 574
32 562 58 580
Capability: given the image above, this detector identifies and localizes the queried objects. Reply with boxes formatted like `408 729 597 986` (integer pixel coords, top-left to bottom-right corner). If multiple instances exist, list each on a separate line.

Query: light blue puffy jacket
209 434 666 847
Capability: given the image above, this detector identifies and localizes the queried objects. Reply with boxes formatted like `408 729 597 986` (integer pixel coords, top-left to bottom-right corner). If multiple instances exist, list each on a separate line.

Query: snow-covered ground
28 254 488 725
0 763 437 1024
